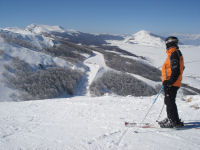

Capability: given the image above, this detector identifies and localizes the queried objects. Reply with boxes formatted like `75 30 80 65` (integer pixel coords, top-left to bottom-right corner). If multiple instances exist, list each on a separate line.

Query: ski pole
141 86 164 123
133 86 164 133
156 102 165 122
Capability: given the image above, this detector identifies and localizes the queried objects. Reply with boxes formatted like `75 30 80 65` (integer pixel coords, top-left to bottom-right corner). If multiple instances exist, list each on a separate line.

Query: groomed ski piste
0 28 200 150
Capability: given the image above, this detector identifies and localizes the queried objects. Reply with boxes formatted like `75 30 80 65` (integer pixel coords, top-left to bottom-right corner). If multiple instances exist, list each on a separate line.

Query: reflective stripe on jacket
162 47 184 87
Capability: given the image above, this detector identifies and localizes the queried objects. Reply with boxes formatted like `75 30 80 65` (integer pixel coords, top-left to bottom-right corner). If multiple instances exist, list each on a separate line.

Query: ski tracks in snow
87 130 124 150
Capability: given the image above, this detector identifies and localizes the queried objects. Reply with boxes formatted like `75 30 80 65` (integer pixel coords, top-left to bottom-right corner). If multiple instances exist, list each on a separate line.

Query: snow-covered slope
124 30 164 47
0 37 71 68
0 34 78 101
0 95 200 150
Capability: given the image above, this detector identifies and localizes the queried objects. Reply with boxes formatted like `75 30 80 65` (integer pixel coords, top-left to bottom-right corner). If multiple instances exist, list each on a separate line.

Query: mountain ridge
2 24 200 45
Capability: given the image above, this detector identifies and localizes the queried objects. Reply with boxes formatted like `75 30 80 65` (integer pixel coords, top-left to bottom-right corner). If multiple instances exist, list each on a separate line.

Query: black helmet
165 36 178 44
165 36 179 49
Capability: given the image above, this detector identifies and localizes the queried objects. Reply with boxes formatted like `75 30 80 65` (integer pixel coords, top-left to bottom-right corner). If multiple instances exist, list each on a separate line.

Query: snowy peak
124 30 164 47
25 24 66 34
133 30 150 37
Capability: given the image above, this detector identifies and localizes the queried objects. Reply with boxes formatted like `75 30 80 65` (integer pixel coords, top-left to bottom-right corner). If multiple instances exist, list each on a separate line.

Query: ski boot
158 118 169 125
159 119 184 128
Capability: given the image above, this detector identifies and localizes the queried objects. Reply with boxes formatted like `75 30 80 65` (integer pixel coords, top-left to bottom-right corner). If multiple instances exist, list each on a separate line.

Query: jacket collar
166 47 178 56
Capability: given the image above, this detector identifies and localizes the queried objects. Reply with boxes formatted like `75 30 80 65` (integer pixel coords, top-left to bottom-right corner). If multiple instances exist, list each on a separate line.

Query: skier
158 36 184 128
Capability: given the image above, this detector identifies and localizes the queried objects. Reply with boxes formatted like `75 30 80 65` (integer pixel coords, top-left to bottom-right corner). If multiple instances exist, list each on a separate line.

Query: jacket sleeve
168 51 180 84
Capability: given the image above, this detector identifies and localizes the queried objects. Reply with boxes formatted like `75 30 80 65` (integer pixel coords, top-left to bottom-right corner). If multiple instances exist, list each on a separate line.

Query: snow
107 39 166 67
0 53 19 101
3 27 31 35
0 95 200 150
184 76 200 89
0 40 20 101
0 37 72 68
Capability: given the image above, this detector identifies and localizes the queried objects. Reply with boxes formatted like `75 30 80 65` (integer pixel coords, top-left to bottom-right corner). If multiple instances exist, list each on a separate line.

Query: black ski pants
164 86 180 122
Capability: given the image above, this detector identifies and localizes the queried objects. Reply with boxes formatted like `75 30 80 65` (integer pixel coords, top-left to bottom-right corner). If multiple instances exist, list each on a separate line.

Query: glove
163 80 172 87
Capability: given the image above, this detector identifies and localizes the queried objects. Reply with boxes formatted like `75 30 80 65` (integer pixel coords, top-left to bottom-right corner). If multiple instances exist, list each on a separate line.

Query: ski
125 121 200 130
125 122 157 128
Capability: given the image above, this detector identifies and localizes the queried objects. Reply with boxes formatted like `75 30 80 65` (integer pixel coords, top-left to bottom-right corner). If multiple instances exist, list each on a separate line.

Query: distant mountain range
2 24 200 46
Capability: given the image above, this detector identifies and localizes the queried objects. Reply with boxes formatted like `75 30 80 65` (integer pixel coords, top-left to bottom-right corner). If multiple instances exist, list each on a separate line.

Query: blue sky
0 0 200 34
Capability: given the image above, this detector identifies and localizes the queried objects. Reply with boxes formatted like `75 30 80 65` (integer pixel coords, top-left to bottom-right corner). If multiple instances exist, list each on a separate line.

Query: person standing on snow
158 36 184 128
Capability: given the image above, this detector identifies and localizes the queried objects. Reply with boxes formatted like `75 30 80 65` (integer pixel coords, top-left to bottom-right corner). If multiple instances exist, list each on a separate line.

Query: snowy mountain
123 30 165 47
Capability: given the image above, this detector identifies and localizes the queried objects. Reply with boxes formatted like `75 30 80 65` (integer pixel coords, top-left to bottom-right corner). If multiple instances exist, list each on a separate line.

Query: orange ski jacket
162 47 184 87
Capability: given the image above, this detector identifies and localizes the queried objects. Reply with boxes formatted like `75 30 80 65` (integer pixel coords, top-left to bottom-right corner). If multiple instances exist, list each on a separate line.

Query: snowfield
0 95 200 150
